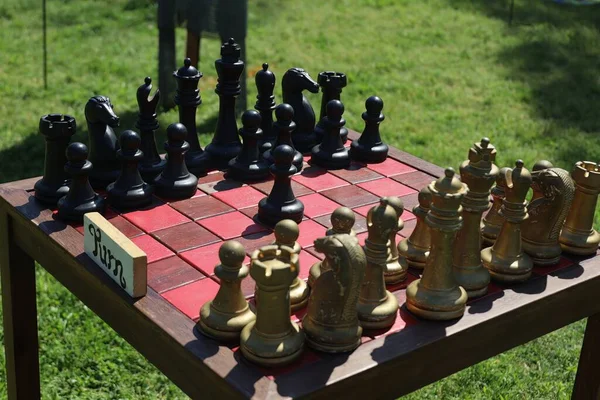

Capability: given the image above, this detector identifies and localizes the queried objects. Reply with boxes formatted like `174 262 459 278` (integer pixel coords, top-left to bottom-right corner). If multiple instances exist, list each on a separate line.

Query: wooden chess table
1 131 599 399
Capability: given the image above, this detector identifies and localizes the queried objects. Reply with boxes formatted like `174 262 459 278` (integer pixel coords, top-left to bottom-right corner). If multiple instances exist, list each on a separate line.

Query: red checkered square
198 211 269 240
180 242 224 276
329 162 383 184
301 193 342 218
131 234 174 263
297 219 328 248
366 158 416 177
357 178 417 198
162 278 221 320
152 222 220 253
147 256 206 293
170 195 234 220
320 185 379 208
123 202 190 232
292 166 349 192
212 186 266 209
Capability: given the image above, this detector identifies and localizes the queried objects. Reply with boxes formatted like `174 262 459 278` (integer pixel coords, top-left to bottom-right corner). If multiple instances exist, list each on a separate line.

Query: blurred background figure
158 0 248 112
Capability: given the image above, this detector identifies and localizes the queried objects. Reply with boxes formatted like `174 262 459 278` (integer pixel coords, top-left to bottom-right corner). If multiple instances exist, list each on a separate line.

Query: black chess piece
227 110 270 182
314 71 348 144
57 142 105 222
137 77 166 182
310 100 350 170
174 58 207 176
85 95 121 189
282 67 319 154
350 96 389 164
255 63 277 153
203 38 245 170
107 130 154 209
262 104 303 172
34 114 77 205
258 144 304 226
154 123 198 199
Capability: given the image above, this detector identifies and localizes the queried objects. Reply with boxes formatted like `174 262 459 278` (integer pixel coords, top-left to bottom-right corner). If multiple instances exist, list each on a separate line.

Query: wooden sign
83 212 147 298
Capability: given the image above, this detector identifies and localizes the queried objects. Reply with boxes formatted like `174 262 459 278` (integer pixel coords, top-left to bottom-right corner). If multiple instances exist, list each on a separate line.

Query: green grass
1 0 599 397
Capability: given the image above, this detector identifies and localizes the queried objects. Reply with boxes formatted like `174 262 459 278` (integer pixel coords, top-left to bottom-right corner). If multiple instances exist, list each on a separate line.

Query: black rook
34 114 77 205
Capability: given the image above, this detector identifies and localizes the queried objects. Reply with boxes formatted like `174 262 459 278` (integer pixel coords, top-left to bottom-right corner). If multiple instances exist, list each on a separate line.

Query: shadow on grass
448 0 600 164
0 109 219 184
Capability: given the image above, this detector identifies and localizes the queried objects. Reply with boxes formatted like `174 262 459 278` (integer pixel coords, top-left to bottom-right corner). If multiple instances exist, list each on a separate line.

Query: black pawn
255 63 277 153
350 96 389 163
314 71 348 144
227 110 270 182
310 100 350 170
57 142 105 222
262 104 303 172
137 77 167 182
35 114 77 205
258 144 304 226
154 123 198 199
107 130 154 209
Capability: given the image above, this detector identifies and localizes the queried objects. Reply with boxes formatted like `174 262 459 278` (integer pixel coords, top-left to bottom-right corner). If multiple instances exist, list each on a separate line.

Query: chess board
54 133 582 379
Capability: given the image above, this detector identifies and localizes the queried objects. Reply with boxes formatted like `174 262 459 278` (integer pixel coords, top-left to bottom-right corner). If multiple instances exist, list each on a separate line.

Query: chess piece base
310 146 350 170
559 228 600 256
154 174 198 200
481 247 533 283
139 159 167 183
349 142 388 164
205 142 243 171
259 140 273 154
357 290 398 330
303 320 362 353
227 159 270 182
89 169 120 190
289 278 309 311
453 264 490 299
397 238 429 270
107 183 154 210
257 198 304 227
197 302 256 342
384 258 408 285
186 150 211 176
522 239 562 266
240 321 304 367
57 194 105 223
34 179 70 205
292 133 318 155
405 280 468 320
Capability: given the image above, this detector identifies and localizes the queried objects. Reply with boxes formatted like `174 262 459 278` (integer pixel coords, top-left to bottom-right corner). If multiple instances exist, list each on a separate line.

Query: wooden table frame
2 144 600 399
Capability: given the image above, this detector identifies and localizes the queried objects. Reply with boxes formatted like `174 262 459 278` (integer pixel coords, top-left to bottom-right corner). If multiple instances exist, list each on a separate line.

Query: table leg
0 211 41 399
572 313 600 400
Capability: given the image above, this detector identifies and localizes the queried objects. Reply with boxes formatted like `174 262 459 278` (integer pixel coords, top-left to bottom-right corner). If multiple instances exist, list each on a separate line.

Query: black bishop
136 77 166 182
254 63 277 153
